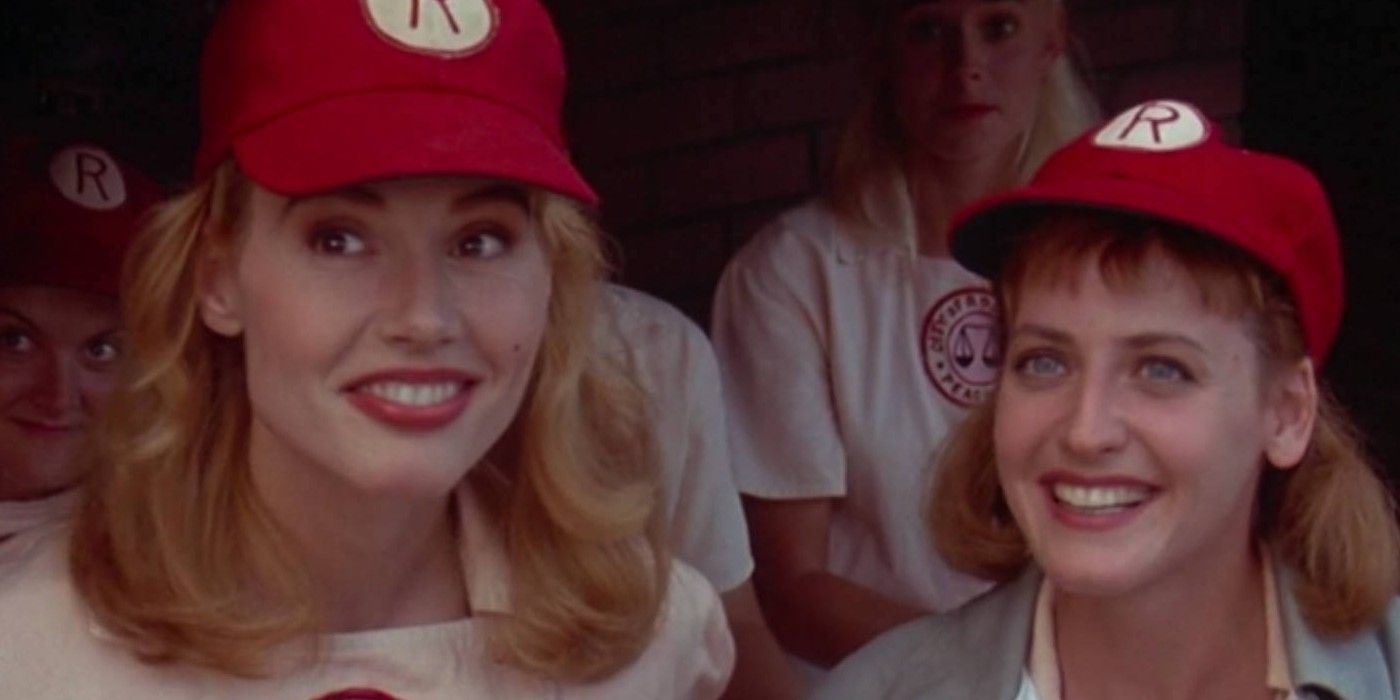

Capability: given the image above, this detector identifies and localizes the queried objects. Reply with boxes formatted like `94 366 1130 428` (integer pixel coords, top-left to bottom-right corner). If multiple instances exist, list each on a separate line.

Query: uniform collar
454 481 513 616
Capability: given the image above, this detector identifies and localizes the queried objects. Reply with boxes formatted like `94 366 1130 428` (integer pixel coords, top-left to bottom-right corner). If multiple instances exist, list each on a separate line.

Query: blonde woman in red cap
0 1 733 697
815 100 1400 699
0 137 160 552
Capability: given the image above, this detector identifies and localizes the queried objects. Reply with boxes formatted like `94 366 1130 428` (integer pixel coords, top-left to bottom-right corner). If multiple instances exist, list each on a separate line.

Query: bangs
1001 210 1282 324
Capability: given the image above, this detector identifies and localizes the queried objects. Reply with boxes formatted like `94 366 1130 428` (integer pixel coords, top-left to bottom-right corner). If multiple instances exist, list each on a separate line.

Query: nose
1059 373 1128 460
29 353 83 416
379 256 460 351
946 24 988 84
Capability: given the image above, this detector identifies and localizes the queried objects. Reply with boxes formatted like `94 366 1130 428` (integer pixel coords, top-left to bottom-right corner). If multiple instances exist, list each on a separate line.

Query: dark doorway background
1245 0 1400 485
2 0 1397 487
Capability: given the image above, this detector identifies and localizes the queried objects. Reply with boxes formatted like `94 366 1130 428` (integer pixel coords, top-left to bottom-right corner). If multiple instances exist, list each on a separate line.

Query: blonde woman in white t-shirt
711 0 1098 671
0 1 732 698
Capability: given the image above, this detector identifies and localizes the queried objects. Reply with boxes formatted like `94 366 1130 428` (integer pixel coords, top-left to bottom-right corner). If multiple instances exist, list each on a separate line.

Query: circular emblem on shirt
47 145 127 211
362 0 499 57
1092 99 1209 152
921 287 1001 407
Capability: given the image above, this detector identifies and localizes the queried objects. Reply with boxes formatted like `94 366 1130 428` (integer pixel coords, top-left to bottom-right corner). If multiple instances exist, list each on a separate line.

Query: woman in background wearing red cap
815 100 1400 699
710 0 1098 673
0 1 733 697
0 138 160 553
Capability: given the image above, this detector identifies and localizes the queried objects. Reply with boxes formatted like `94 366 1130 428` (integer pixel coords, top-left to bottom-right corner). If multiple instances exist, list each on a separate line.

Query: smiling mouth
344 373 476 430
1051 483 1154 514
356 380 463 407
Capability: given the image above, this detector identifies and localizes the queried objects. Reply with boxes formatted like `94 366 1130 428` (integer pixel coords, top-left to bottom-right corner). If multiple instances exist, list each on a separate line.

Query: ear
197 246 245 338
1262 357 1318 470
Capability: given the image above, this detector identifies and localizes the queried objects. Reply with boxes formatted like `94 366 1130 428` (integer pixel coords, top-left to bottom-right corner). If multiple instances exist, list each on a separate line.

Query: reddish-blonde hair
71 162 668 680
932 211 1400 636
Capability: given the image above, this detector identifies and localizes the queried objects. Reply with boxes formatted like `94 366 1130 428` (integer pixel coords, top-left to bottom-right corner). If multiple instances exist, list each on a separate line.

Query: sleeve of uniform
666 312 755 592
710 211 848 499
599 286 754 594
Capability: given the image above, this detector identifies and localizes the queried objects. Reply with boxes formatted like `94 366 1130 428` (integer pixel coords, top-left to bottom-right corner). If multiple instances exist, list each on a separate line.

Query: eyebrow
1009 324 1208 354
0 306 37 329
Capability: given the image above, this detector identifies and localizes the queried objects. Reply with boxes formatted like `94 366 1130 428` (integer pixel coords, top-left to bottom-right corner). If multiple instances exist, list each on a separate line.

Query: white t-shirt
711 200 993 613
0 489 77 558
598 284 753 593
0 482 735 699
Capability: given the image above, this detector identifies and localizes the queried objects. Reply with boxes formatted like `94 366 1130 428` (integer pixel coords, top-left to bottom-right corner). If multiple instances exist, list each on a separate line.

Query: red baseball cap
950 99 1343 362
0 138 164 298
195 0 597 205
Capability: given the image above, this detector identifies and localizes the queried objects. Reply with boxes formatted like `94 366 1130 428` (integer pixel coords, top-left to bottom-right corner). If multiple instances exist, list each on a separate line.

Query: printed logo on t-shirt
1092 99 1209 152
47 145 127 211
921 287 1000 407
362 0 498 56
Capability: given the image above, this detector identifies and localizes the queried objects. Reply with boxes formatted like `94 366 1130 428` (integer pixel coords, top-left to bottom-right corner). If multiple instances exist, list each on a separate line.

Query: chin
1037 550 1155 599
337 455 472 499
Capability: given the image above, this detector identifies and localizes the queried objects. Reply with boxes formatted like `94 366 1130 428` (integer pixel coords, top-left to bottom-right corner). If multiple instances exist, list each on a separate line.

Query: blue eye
1015 352 1066 379
1139 358 1192 383
309 227 367 256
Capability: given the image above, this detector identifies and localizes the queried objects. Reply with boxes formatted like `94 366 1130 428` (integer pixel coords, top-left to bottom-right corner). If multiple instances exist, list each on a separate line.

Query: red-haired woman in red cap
815 100 1400 699
0 1 733 697
0 138 160 552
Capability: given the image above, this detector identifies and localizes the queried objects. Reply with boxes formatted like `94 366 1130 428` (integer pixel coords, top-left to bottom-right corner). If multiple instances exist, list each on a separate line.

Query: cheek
454 256 553 370
0 366 35 405
79 371 119 408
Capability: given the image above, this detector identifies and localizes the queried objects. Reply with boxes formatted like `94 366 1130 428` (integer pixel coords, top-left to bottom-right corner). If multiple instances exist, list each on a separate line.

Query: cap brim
231 90 597 205
949 176 1254 280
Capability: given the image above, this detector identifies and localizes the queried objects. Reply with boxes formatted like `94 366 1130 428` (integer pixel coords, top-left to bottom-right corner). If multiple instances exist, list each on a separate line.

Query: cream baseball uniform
0 481 734 699
712 198 994 614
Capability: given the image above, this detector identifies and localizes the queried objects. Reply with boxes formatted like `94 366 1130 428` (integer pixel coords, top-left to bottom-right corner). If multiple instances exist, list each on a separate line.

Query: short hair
930 211 1400 636
71 161 669 680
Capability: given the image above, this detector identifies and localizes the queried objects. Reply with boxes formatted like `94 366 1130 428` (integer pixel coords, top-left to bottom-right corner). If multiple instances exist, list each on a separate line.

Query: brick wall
546 0 1245 322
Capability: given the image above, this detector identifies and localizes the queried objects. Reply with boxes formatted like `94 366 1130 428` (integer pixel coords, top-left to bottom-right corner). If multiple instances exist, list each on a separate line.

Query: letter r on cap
1092 99 1209 152
1116 102 1181 145
48 145 127 211
411 0 461 33
74 152 112 202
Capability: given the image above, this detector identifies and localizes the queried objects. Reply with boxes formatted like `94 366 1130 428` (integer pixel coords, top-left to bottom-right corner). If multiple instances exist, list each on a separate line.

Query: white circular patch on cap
1092 99 1209 152
363 0 498 56
48 145 127 211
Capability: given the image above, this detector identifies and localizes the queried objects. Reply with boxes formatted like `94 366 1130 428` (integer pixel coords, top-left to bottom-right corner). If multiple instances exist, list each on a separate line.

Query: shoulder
579 560 733 699
600 284 708 357
723 200 840 279
815 570 1039 700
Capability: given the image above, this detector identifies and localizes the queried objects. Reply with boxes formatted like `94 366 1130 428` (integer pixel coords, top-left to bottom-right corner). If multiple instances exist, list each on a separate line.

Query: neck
1053 538 1269 700
904 145 1019 257
248 420 469 633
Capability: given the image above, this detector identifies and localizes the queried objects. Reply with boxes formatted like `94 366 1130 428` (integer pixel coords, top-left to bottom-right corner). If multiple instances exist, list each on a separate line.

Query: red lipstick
343 369 475 431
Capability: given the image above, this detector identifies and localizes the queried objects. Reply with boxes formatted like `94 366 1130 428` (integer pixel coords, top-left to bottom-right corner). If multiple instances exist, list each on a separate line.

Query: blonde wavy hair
70 161 668 680
931 212 1400 637
828 0 1099 250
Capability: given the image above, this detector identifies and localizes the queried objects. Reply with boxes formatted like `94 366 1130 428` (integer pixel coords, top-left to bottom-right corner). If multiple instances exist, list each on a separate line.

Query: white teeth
1053 483 1151 511
359 381 461 407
